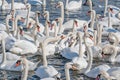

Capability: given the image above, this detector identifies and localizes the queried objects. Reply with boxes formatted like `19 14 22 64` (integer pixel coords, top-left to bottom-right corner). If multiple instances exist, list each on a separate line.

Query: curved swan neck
21 57 28 80
104 0 108 17
109 45 117 63
42 37 61 67
90 10 96 29
84 46 93 73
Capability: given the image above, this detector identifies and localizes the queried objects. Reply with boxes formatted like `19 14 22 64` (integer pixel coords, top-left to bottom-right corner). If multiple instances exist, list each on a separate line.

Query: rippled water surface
0 0 120 80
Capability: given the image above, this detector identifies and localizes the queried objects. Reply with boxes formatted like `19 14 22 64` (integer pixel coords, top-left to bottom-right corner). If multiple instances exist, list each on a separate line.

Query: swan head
56 1 63 8
43 11 49 18
50 21 57 30
108 7 114 14
26 3 31 9
108 33 116 45
35 11 41 16
96 70 116 80
15 60 21 67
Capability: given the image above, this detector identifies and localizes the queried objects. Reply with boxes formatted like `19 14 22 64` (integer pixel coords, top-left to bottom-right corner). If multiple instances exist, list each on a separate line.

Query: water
0 0 120 80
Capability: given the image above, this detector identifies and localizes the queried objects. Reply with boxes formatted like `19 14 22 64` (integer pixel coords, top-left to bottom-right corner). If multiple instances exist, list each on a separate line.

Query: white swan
15 3 35 18
65 0 82 11
0 37 39 71
85 64 111 78
27 0 42 6
96 67 120 80
56 1 88 33
99 0 120 17
35 37 61 79
1 0 26 10
64 42 93 80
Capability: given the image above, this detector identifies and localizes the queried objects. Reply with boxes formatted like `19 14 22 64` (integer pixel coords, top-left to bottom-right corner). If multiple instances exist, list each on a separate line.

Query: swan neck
65 65 70 80
94 30 97 46
89 0 92 11
97 24 102 45
26 6 30 28
104 0 108 17
84 46 93 73
54 23 57 37
21 58 28 80
6 15 11 34
11 0 14 10
45 21 49 37
90 10 95 29
108 12 111 27
14 15 19 37
36 14 39 24
61 4 64 23
109 46 117 63
58 18 63 34
66 0 69 8
42 43 48 67
78 33 83 57
1 39 6 65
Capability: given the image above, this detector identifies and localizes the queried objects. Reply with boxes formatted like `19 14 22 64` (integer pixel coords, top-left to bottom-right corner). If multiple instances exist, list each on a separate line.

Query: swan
98 6 120 27
64 42 93 80
35 37 61 79
91 30 102 58
102 40 120 63
99 0 120 17
56 1 88 33
85 64 111 78
1 0 26 10
15 3 35 18
83 0 94 8
60 32 84 59
18 4 36 29
27 0 42 6
0 37 39 71
96 67 120 80
63 32 93 74
65 0 82 12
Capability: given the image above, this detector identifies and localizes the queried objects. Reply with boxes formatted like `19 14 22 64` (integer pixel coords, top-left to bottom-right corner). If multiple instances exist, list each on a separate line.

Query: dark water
0 0 120 80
